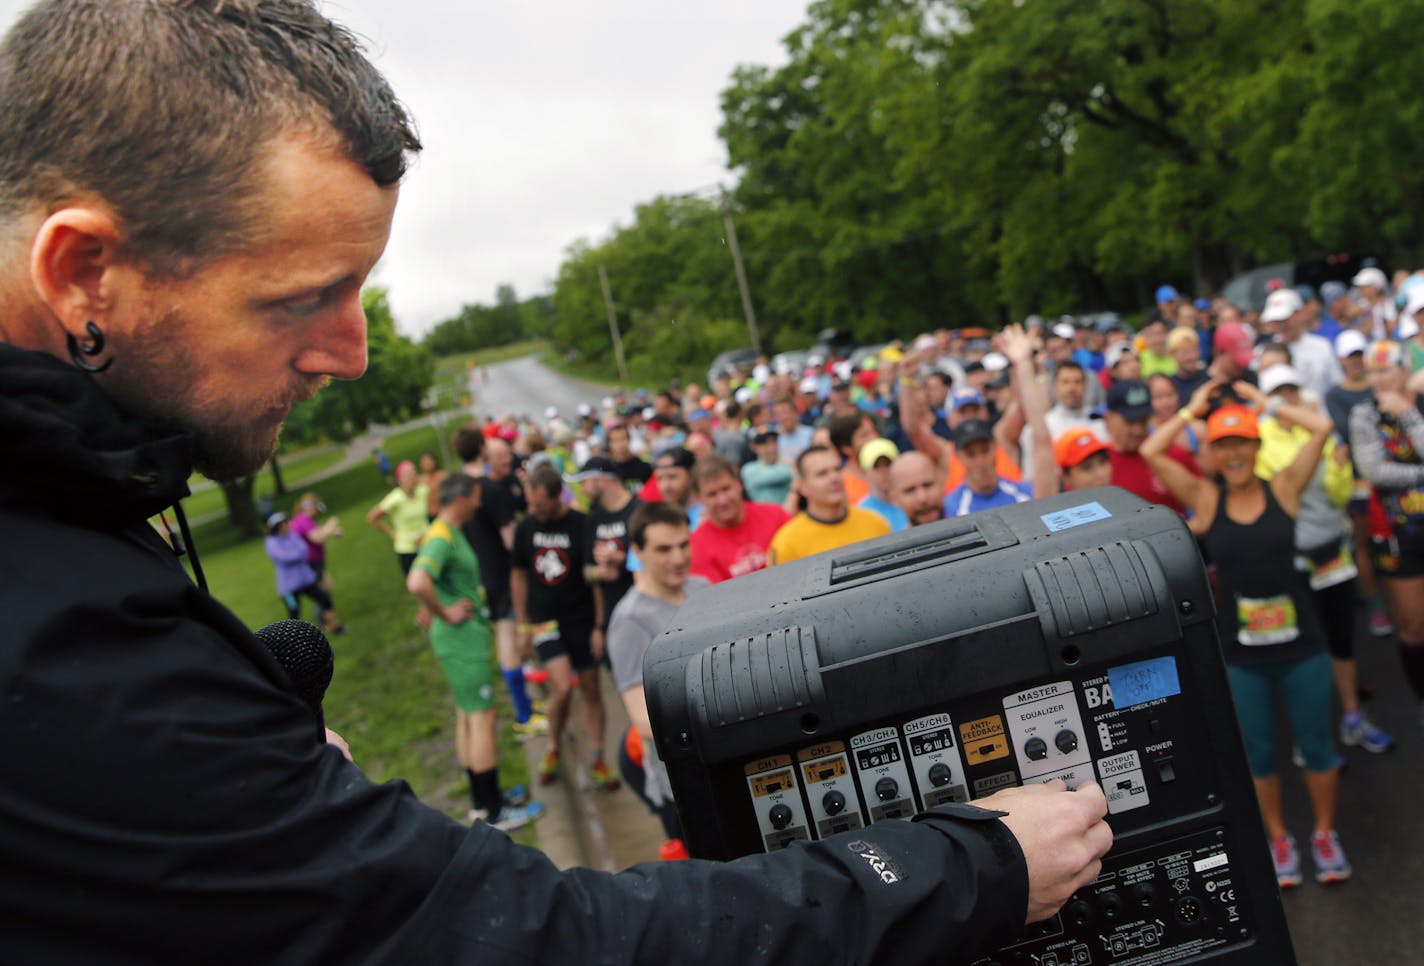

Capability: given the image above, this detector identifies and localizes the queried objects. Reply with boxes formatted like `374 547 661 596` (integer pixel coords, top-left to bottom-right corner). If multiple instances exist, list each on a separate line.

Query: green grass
183 424 538 846
183 446 347 520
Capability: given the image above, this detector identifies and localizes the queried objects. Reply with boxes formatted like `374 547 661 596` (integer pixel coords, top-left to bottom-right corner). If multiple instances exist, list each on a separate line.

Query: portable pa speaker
646 487 1294 965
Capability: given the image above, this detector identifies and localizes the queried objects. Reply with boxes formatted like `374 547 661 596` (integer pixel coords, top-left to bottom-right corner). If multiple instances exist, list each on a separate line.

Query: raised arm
1142 380 1217 516
1001 325 1058 498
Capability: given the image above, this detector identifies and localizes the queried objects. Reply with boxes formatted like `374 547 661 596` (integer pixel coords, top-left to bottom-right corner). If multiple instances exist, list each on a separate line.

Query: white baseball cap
1352 266 1388 290
1260 289 1303 324
1258 363 1303 396
1334 330 1367 358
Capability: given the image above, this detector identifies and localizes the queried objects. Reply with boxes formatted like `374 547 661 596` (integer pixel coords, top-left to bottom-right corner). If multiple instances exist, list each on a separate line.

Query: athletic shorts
486 589 514 623
531 621 596 671
1371 528 1424 579
430 620 495 712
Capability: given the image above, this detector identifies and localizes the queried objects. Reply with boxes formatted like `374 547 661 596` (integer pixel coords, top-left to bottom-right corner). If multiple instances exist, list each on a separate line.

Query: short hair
0 0 420 276
606 423 629 441
452 425 486 463
926 371 952 389
1166 327 1200 352
691 452 739 489
796 444 837 476
437 472 476 508
1052 360 1085 380
629 501 689 549
828 413 866 454
527 463 563 498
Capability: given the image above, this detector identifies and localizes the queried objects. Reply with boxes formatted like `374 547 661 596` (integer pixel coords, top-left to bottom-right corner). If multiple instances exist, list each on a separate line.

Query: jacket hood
0 344 193 526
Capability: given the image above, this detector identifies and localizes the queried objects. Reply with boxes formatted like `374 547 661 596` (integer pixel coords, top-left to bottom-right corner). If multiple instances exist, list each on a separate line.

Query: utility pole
721 186 762 354
597 263 630 384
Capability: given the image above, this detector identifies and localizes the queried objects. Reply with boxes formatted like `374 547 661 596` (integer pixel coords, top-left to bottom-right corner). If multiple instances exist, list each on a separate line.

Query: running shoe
523 664 550 687
1339 711 1394 753
1271 835 1302 889
538 748 560 785
469 801 546 832
502 785 529 808
589 758 621 792
512 712 549 741
1368 608 1394 637
1311 830 1352 884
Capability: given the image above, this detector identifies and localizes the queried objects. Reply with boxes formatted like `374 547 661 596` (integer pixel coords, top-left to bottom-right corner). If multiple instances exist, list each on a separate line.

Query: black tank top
1202 480 1324 667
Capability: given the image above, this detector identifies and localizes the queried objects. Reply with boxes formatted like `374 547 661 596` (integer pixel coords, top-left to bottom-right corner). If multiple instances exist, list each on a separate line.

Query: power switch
1157 759 1176 784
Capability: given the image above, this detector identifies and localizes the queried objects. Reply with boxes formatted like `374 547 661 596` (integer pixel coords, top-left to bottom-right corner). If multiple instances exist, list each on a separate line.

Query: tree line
431 0 1424 383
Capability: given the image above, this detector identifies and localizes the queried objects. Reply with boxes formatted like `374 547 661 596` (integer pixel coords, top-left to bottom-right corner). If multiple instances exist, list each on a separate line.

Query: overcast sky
0 0 809 337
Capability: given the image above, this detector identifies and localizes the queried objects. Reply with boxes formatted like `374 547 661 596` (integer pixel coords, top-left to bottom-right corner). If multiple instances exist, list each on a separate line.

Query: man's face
606 426 631 459
925 374 950 409
752 436 779 463
890 455 943 526
774 401 799 432
451 485 482 525
1169 339 1199 370
486 439 513 479
1142 323 1166 353
798 450 845 508
1341 352 1365 381
99 137 396 480
960 439 997 492
700 470 745 529
1065 451 1112 490
525 483 561 522
1053 368 1085 409
1105 412 1149 454
639 522 691 591
655 462 692 505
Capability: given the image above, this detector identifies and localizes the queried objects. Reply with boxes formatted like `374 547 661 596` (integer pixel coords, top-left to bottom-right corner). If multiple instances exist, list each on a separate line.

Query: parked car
1220 253 1387 312
706 347 760 386
809 327 859 362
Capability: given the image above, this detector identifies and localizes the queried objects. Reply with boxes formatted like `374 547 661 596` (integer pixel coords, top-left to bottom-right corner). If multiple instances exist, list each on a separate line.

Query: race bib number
1306 543 1359 591
1236 594 1300 646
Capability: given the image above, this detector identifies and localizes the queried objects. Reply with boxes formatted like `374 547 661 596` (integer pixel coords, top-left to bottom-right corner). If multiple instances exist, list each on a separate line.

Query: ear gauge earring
66 321 112 373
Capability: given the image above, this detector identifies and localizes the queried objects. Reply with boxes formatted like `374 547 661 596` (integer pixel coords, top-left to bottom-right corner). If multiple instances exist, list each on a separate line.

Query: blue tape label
1040 501 1112 533
1107 657 1181 710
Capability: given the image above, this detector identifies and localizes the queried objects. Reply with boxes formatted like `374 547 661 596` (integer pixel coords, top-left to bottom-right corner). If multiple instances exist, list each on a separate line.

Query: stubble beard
104 312 327 482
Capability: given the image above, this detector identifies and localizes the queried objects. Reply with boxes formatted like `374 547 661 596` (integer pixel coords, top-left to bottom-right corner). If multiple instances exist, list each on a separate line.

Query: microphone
255 619 334 742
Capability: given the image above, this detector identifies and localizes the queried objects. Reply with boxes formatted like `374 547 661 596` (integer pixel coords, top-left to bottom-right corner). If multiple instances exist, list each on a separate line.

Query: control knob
928 762 952 787
875 777 900 802
1055 729 1079 754
1024 737 1048 761
768 803 793 830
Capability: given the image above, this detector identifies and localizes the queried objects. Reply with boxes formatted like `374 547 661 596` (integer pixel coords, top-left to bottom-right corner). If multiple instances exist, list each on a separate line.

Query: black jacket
0 344 1029 964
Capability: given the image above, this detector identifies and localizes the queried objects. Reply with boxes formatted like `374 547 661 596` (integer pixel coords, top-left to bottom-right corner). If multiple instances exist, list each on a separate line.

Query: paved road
468 354 613 424
473 355 1422 963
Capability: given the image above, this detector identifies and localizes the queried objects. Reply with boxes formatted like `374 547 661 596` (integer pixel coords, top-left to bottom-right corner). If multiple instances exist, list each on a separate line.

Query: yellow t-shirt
767 506 891 566
379 483 431 554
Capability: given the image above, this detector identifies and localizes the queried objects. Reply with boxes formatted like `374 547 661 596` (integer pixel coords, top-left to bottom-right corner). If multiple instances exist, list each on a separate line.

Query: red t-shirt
690 501 791 583
1109 447 1199 515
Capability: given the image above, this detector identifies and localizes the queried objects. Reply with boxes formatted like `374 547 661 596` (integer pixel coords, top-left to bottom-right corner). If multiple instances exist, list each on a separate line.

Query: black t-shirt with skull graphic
511 507 595 629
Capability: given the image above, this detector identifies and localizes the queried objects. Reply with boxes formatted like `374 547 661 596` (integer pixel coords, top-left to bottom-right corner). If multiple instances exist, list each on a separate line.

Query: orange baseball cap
1205 405 1259 443
1053 429 1109 470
